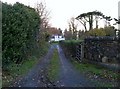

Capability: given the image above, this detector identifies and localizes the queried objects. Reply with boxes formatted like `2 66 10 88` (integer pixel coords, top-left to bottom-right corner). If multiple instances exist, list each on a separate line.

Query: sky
2 0 120 30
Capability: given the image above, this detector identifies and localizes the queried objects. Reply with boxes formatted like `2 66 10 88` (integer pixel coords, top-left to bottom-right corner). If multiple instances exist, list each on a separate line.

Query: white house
50 35 65 42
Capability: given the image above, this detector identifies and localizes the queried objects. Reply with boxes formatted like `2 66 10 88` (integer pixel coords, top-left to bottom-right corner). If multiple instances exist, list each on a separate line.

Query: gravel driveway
56 45 96 87
8 44 96 87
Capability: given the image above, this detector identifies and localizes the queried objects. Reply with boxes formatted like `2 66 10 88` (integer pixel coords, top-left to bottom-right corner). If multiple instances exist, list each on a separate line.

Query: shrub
2 2 46 69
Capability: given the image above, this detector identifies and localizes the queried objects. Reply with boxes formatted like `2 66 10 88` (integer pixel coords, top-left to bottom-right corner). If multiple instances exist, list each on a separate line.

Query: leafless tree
35 2 51 42
35 2 51 29
68 17 78 40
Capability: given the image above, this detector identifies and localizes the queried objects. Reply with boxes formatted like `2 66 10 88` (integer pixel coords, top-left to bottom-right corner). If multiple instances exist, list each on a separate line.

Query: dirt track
9 44 96 87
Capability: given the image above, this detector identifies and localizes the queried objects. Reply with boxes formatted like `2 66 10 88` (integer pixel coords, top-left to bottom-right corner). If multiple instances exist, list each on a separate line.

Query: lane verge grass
2 44 50 87
72 60 119 87
47 49 60 81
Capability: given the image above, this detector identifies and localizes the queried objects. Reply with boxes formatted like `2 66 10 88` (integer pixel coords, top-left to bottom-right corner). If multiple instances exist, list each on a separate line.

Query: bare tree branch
35 2 51 29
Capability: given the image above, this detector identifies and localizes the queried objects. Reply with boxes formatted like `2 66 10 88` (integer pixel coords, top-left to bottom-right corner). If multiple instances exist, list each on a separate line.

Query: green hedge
59 40 80 59
2 2 45 69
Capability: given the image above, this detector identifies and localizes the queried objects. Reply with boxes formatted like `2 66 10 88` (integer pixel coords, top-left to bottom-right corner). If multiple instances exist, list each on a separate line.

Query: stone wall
83 37 119 63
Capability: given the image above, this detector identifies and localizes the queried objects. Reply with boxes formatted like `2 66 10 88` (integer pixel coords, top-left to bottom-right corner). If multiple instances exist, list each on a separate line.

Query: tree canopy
76 11 114 31
76 11 104 30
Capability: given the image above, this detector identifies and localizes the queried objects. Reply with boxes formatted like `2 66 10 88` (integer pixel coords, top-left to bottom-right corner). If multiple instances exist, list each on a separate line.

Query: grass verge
72 60 119 87
2 43 50 87
2 56 38 87
0 68 1 89
47 49 60 81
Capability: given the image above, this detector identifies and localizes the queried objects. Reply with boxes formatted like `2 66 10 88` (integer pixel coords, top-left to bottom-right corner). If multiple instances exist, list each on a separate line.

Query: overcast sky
2 0 120 30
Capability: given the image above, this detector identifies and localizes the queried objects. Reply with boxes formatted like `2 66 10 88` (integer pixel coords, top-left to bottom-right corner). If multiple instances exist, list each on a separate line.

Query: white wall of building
50 35 65 42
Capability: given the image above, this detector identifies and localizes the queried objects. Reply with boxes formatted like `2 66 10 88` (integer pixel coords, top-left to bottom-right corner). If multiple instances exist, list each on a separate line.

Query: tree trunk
83 22 87 31
95 16 99 29
89 15 93 30
96 20 98 28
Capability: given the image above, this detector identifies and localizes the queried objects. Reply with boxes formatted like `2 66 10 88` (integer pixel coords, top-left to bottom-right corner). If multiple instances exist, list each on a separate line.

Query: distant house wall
50 35 65 42
54 35 59 41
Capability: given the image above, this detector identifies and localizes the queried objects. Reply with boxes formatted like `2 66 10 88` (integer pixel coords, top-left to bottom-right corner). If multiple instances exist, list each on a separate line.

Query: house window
52 36 55 38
